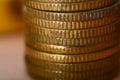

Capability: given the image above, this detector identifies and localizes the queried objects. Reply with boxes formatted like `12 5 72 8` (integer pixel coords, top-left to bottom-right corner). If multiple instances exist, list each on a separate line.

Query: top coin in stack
24 3 119 21
24 2 120 30
24 0 117 12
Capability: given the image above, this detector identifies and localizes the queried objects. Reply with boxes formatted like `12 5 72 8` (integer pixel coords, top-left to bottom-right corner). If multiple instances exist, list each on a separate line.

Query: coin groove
28 69 118 80
26 37 118 54
26 21 119 38
26 45 119 63
25 15 120 29
26 63 118 79
25 0 117 3
24 3 120 21
25 53 119 71
26 32 118 46
24 0 117 11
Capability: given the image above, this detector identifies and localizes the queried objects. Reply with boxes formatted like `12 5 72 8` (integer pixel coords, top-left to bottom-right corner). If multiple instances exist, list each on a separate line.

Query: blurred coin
27 68 119 80
26 62 118 80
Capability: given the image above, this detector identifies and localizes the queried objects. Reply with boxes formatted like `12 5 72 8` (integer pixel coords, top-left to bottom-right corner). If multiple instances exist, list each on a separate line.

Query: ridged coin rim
26 45 119 63
24 3 120 21
26 21 119 38
26 32 118 47
25 53 119 71
26 38 118 54
24 0 117 11
25 15 120 30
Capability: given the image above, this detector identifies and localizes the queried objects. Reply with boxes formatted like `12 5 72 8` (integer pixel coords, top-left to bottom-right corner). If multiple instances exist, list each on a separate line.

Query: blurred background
0 0 23 34
0 0 119 80
0 0 30 79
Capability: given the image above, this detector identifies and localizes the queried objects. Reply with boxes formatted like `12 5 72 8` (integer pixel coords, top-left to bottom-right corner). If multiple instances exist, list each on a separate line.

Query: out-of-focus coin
24 3 120 21
26 45 119 63
26 38 118 54
24 0 117 11
25 53 119 71
28 69 118 80
25 15 120 30
26 32 118 46
26 67 119 80
26 62 118 80
26 21 119 38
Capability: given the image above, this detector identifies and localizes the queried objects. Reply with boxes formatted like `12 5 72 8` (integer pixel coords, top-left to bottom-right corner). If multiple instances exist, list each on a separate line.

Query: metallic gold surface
25 53 119 71
24 3 120 21
25 0 117 3
28 71 117 80
26 63 118 80
26 45 119 63
26 32 118 46
24 0 117 11
26 21 119 38
26 38 118 54
25 15 120 30
27 68 119 80
24 0 120 80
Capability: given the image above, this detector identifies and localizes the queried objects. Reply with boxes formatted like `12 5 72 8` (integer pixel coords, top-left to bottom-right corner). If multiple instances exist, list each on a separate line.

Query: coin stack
24 0 120 80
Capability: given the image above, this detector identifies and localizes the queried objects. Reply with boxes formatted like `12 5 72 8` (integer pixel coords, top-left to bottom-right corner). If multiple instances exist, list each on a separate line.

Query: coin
24 0 117 3
24 0 120 80
26 45 119 63
26 21 119 38
26 67 119 80
24 0 117 11
25 53 119 71
28 70 118 80
26 63 118 80
26 32 118 46
25 15 120 30
29 74 117 80
24 3 120 21
26 38 118 54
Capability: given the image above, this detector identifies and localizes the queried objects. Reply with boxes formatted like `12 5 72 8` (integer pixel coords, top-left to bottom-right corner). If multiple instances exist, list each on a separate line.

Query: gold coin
25 14 119 30
25 53 119 71
24 0 117 11
26 21 119 38
28 72 117 80
28 69 118 80
24 0 117 3
26 32 118 47
26 45 119 63
26 63 118 80
24 3 120 21
26 68 119 80
26 38 118 54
